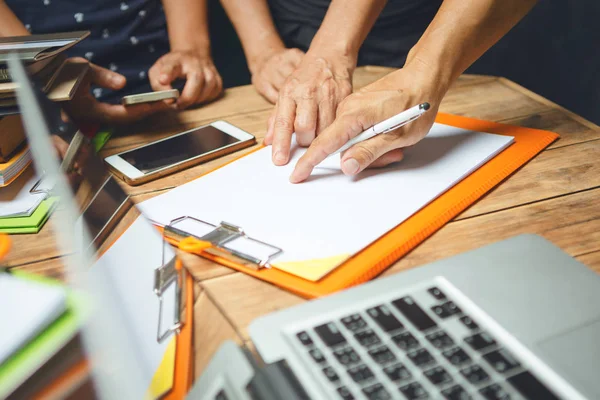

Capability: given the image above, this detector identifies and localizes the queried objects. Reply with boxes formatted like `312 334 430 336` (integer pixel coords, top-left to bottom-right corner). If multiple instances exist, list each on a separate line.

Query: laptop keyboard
292 283 560 400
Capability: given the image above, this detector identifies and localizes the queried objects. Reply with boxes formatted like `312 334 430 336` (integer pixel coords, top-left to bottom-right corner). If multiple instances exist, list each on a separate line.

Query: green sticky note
91 129 112 153
0 197 58 234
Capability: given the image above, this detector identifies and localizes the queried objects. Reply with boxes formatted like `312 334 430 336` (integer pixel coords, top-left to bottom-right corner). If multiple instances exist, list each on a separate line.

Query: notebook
0 273 80 399
0 273 66 364
0 31 90 63
141 121 513 282
0 145 31 186
139 113 558 298
0 166 47 218
0 197 58 234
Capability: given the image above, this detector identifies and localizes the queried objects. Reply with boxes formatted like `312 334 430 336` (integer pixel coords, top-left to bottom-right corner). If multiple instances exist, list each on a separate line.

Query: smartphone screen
121 126 241 174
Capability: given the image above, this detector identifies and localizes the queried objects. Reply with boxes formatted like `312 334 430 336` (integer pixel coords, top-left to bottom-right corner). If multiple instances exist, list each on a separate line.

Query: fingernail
112 75 124 85
160 74 169 83
342 158 360 175
274 151 286 164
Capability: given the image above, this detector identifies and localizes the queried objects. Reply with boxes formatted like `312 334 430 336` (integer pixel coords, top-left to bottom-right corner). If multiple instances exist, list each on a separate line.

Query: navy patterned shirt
6 0 171 103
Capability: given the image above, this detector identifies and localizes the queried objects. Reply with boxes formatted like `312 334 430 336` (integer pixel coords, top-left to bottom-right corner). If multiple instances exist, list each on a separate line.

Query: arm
0 1 29 36
290 0 538 183
148 0 223 108
266 0 387 165
219 0 304 103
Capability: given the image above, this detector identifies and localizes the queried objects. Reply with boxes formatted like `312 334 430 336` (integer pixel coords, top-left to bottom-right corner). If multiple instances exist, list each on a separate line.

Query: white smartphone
121 89 179 105
104 120 256 185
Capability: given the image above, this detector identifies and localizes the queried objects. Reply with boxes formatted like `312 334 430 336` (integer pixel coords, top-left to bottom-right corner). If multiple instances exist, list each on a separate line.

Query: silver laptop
191 235 600 400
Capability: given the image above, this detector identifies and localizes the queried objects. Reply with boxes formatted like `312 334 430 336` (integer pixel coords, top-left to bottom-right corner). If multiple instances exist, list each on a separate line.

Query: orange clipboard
162 113 559 299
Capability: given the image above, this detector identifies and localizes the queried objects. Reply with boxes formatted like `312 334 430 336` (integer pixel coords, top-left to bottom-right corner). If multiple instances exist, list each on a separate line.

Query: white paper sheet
0 166 46 218
140 123 514 264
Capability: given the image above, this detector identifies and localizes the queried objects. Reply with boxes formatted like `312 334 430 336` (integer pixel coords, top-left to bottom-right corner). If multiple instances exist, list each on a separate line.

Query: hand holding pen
289 82 438 183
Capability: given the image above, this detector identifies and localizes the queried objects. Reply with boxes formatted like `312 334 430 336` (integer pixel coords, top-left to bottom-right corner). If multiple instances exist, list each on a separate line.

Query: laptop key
427 286 446 300
334 347 361 366
483 349 520 373
392 296 437 331
460 364 490 385
322 366 340 382
399 382 429 399
347 364 374 383
431 301 462 319
480 383 511 400
368 346 396 364
296 331 313 347
464 332 496 352
426 330 455 349
424 366 453 386
355 329 382 348
392 331 420 351
363 383 391 400
442 347 471 366
309 348 327 364
383 362 412 382
314 322 347 347
441 385 472 400
367 305 404 332
341 314 368 332
407 348 435 368
337 386 355 400
459 315 478 331
507 371 560 399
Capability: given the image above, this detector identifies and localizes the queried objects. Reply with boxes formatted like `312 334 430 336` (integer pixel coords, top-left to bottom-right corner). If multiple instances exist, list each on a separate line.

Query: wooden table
3 66 600 381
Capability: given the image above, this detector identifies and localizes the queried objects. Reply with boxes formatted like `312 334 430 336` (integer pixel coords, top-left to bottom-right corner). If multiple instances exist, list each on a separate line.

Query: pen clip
381 114 421 134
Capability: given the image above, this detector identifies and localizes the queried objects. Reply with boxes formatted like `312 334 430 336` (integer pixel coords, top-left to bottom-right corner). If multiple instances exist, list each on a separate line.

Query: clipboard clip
163 216 283 270
154 252 188 343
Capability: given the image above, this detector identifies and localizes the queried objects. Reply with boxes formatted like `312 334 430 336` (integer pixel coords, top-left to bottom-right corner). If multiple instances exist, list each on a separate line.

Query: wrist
247 34 286 75
171 37 212 58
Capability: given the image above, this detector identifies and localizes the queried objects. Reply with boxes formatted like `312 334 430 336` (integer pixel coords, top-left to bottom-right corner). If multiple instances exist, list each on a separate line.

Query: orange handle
0 234 10 261
178 237 212 254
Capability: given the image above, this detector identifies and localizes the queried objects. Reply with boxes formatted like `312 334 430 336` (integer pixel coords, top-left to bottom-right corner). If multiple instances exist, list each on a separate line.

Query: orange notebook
155 113 557 299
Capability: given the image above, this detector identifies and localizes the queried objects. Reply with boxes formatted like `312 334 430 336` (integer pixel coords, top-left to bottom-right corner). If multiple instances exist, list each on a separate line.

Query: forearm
0 1 29 37
162 0 211 55
309 0 387 61
219 0 285 73
404 0 538 93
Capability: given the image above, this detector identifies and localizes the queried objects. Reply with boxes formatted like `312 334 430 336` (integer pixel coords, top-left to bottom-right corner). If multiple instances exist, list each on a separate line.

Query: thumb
89 63 126 90
341 133 405 175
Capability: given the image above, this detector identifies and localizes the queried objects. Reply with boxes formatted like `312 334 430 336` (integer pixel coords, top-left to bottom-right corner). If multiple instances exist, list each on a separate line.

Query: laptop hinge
243 354 311 400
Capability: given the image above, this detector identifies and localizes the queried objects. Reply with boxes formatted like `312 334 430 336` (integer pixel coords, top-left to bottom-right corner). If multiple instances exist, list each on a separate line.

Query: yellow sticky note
147 337 176 399
273 254 351 281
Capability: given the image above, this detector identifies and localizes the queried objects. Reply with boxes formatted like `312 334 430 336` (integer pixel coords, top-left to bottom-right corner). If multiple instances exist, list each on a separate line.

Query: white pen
326 102 430 158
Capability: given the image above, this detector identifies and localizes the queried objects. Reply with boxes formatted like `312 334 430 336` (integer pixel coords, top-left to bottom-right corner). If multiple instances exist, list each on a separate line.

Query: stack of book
0 272 89 399
0 31 91 116
0 115 29 187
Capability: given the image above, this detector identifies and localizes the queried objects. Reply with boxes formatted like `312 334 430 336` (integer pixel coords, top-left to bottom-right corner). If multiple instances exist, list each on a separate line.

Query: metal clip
154 253 186 343
163 216 283 270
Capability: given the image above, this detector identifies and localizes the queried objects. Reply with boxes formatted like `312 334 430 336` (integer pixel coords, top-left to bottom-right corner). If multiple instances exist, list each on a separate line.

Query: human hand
149 50 223 109
63 58 171 125
289 67 446 183
264 51 355 165
250 47 304 104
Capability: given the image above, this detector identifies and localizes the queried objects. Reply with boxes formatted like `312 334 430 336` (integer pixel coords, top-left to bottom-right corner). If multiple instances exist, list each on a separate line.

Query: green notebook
0 197 58 234
0 272 82 399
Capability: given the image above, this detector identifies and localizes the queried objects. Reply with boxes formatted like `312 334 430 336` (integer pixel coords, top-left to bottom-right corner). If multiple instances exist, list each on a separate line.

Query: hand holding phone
121 89 179 106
